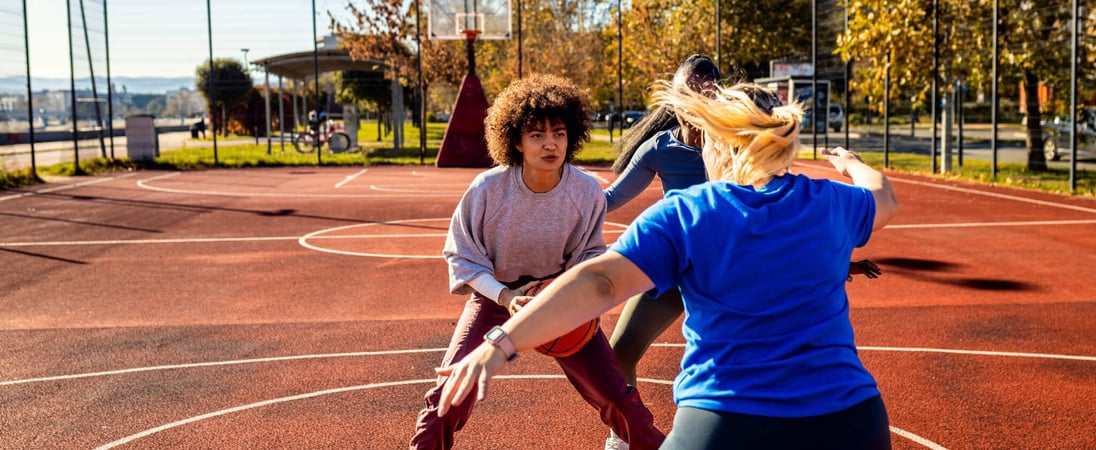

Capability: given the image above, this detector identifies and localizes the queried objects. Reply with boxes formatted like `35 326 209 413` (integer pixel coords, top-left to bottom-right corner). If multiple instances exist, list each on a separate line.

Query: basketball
524 278 600 358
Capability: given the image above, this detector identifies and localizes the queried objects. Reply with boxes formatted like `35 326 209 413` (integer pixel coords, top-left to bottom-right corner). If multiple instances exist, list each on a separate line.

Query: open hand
434 342 507 417
847 259 882 282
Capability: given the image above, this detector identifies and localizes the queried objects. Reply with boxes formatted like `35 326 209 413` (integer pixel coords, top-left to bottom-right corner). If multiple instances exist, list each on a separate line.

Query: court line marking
0 173 135 202
334 169 367 189
5 345 1091 387
793 161 1096 214
0 349 446 387
10 344 1090 448
655 343 1096 362
0 217 1088 249
885 219 1096 229
136 172 461 198
90 374 946 450
298 219 630 259
888 176 1096 214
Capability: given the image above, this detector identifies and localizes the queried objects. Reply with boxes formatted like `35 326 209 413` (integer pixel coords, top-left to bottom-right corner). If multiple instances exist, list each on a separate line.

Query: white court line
793 161 1096 214
654 343 1096 361
90 373 948 450
334 169 367 189
0 349 445 387
579 166 612 184
0 173 135 202
136 173 459 198
885 219 1096 229
10 344 1090 449
367 184 469 193
0 218 1075 249
888 176 1096 214
6 345 1091 387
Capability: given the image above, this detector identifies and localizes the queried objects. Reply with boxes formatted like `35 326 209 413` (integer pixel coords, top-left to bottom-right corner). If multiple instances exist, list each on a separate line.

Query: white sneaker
604 434 629 450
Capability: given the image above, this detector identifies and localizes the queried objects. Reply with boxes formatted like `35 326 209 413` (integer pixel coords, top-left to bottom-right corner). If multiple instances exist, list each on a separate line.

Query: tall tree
195 58 253 136
608 0 812 110
839 0 1089 171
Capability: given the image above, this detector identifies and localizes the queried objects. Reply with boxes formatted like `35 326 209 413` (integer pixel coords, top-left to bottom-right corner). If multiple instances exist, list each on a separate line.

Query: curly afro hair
484 73 592 166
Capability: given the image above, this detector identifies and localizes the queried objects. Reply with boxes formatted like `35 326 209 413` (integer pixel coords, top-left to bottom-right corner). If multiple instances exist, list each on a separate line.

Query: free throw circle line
91 374 947 450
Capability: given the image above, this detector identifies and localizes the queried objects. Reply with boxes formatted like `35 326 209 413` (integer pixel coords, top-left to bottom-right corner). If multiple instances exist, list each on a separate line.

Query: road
0 130 257 172
2 123 1093 172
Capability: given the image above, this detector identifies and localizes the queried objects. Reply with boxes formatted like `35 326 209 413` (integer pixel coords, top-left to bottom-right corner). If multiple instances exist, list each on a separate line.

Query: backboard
429 0 512 40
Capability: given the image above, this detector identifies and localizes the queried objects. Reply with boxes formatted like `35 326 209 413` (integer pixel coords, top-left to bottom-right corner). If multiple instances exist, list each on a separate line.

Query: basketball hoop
462 29 482 41
428 0 511 41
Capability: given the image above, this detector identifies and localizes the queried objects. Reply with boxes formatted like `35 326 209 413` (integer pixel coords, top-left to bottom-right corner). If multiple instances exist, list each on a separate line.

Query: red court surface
1 163 1094 449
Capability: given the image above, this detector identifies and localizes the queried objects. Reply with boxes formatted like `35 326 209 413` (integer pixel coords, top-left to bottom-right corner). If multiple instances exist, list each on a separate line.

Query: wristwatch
483 326 519 362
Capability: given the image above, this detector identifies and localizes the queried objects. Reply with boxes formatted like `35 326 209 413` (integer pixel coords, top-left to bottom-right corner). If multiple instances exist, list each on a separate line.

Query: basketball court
1 161 1094 449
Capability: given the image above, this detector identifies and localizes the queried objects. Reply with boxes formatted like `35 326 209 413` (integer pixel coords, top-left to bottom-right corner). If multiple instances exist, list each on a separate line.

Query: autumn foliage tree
839 0 1092 171
195 58 253 136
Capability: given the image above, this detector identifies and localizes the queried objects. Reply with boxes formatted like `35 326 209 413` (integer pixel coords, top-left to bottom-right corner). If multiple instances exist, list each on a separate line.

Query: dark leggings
608 288 685 386
660 396 892 450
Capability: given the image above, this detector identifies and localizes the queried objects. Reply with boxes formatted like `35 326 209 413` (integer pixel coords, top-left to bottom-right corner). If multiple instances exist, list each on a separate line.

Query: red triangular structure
435 73 493 168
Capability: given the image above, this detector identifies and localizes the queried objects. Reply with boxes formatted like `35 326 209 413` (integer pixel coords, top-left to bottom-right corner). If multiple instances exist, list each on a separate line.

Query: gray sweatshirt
444 164 607 296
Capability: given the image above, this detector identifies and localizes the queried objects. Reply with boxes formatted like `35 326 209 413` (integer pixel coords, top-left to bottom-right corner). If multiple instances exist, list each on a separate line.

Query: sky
8 0 353 80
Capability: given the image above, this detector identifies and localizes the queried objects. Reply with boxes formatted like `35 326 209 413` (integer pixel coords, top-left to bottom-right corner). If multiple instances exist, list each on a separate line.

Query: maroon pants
409 294 665 450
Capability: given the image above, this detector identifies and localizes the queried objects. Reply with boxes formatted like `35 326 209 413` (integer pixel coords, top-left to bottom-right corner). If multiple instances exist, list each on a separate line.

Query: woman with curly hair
433 81 899 450
409 73 665 450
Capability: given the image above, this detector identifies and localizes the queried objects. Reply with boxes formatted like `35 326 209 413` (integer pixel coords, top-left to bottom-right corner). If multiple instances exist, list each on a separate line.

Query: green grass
3 121 1093 198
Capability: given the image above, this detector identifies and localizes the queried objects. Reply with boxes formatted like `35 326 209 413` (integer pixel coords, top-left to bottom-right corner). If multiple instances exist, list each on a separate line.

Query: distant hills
0 76 195 95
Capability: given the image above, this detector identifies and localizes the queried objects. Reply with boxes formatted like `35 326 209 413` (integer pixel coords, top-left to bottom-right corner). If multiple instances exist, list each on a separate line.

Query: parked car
799 104 842 132
621 110 646 129
1042 111 1096 161
828 104 844 132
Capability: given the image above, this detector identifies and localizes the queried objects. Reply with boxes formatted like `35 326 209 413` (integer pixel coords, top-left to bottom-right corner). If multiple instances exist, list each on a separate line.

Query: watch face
485 327 504 342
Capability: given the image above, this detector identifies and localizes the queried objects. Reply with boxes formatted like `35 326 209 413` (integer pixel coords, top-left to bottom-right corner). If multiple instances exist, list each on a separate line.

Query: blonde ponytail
651 82 803 188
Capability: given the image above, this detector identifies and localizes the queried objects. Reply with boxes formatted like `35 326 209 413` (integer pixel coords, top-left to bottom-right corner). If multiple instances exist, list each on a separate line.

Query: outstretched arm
822 147 898 230
435 251 654 416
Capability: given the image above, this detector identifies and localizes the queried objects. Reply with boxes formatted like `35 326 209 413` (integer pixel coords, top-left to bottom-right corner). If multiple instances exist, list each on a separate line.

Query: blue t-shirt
604 128 707 212
610 173 879 417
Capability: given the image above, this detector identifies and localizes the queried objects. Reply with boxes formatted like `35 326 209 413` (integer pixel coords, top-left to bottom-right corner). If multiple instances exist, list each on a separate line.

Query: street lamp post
241 48 250 68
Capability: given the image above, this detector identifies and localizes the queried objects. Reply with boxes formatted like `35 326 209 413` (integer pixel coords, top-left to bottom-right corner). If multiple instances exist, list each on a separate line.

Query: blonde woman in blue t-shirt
435 81 899 450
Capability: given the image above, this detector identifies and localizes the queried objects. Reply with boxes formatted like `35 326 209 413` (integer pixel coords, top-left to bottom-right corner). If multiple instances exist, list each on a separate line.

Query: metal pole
1069 0 1078 191
617 0 623 142
844 3 850 149
67 0 84 174
278 75 285 153
417 0 426 164
811 0 817 159
264 64 271 155
715 0 720 72
312 0 321 165
104 0 115 159
207 0 217 162
23 0 42 181
931 0 938 173
517 0 522 79
957 78 963 166
78 0 106 159
991 0 999 177
884 52 890 166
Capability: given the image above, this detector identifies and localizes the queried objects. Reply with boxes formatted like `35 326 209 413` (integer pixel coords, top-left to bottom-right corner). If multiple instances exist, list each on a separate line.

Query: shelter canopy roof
251 49 386 80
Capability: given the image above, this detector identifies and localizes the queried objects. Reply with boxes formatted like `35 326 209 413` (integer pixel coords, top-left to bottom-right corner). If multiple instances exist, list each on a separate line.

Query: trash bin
190 126 199 138
125 114 159 161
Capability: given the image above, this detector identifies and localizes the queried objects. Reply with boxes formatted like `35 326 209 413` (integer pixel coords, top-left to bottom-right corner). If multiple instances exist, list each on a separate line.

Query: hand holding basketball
523 278 600 358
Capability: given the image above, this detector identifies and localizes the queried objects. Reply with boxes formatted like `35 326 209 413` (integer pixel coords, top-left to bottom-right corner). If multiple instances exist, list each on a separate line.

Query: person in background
435 80 899 450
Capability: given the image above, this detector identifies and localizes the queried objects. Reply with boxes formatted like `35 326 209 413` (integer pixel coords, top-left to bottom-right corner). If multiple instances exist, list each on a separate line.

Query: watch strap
484 326 519 361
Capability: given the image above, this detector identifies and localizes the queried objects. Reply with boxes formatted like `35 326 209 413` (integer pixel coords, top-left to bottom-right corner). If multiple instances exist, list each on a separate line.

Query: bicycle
294 115 352 154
